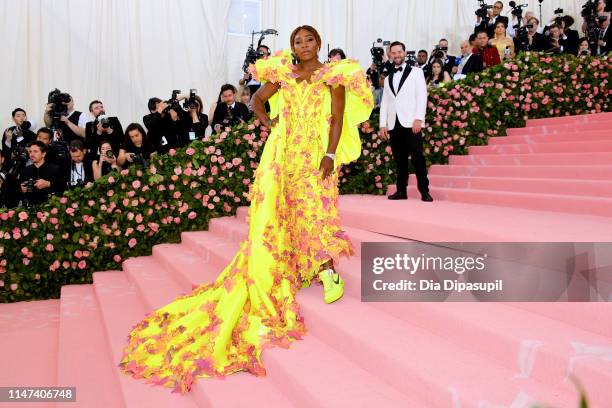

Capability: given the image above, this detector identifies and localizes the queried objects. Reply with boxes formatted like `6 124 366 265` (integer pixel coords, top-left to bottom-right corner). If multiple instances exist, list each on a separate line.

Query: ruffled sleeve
322 59 374 166
248 50 295 120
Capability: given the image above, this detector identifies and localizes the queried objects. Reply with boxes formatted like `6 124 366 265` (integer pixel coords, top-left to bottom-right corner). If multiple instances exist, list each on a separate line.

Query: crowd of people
1 1 609 209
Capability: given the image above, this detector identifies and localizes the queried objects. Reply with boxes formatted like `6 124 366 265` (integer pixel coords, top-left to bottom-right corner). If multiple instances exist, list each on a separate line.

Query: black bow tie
394 66 403 73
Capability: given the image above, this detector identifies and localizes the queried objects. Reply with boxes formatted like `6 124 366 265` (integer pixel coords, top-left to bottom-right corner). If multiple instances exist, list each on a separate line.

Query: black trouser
389 117 429 195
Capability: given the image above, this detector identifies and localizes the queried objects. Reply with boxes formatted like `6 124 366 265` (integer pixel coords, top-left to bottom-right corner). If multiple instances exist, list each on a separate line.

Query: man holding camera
239 45 271 96
595 13 610 55
475 1 509 38
515 17 548 52
19 141 62 206
212 84 251 133
43 93 87 144
85 100 124 155
2 108 36 170
66 140 94 189
428 39 456 75
379 41 433 202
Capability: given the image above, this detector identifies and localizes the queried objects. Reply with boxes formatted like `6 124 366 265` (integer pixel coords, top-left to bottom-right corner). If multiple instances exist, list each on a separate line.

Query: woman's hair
429 59 444 82
495 20 507 30
290 25 322 51
123 123 148 151
194 95 204 114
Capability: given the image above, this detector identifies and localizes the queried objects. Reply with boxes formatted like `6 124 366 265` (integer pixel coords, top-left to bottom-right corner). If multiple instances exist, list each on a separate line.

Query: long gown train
118 49 374 393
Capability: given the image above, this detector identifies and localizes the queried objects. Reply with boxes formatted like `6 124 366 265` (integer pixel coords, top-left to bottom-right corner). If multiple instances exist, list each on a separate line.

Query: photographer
212 84 251 133
43 92 87 144
428 39 456 74
239 45 271 95
515 17 548 52
85 100 124 155
182 93 209 142
143 97 168 153
578 37 592 55
0 150 20 209
562 15 581 55
475 1 509 38
19 141 62 206
2 108 36 170
92 140 120 181
328 48 346 61
547 24 566 53
595 12 610 55
117 123 154 169
67 140 94 189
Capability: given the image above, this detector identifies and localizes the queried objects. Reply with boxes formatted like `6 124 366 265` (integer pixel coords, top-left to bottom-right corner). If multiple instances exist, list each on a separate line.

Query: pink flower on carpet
128 238 137 248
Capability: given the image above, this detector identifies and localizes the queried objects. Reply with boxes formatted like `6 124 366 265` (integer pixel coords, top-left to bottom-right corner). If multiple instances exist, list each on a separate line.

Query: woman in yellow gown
118 25 373 393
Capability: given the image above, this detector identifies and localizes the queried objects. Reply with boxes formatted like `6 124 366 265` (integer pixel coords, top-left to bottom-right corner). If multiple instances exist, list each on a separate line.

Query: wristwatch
325 152 336 161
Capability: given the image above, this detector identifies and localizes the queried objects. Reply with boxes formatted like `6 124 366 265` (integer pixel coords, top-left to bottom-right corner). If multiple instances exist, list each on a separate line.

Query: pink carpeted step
506 121 612 136
449 152 612 166
0 299 59 391
468 140 612 155
135 245 419 407
507 303 612 339
525 112 612 126
428 164 612 180
122 256 298 408
337 195 612 242
92 271 198 408
57 285 125 408
488 129 611 145
406 184 612 217
396 175 612 198
368 301 612 405
174 232 583 407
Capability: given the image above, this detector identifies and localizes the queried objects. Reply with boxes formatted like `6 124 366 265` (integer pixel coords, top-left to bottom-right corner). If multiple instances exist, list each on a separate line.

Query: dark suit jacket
460 53 484 76
563 29 580 55
212 102 251 130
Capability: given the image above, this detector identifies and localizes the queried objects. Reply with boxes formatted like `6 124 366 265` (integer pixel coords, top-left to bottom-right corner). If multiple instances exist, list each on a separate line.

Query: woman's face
495 23 506 35
432 63 442 75
100 143 111 155
128 129 143 147
292 29 319 62
241 93 251 104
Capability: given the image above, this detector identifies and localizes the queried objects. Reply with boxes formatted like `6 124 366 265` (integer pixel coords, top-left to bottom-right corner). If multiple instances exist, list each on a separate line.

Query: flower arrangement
1 53 609 302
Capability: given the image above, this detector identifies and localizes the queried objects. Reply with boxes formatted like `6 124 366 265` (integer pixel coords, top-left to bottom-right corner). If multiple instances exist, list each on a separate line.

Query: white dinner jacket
379 65 428 131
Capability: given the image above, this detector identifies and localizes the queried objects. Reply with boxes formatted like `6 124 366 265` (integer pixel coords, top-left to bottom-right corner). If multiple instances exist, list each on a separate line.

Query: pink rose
18 211 28 221
113 255 122 263
188 211 197 220
132 180 141 189
10 283 18 291
128 238 137 248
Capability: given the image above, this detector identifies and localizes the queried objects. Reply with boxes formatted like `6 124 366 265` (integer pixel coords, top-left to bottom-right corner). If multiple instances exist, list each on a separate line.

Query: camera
405 51 417 67
371 38 390 68
47 88 71 120
432 45 448 59
581 0 606 47
25 178 35 193
105 149 115 160
164 90 182 113
98 114 111 129
579 49 590 56
183 89 198 110
242 29 278 73
130 153 149 169
475 0 492 19
508 1 527 18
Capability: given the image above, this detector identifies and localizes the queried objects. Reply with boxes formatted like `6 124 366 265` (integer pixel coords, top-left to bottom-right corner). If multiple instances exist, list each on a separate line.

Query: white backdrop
1 0 583 131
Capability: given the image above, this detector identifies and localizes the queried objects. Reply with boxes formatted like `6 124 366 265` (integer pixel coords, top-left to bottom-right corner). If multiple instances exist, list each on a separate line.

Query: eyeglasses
493 5 502 9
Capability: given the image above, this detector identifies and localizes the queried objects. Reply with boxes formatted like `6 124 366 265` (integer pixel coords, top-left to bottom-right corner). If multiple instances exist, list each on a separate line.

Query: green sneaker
318 269 345 304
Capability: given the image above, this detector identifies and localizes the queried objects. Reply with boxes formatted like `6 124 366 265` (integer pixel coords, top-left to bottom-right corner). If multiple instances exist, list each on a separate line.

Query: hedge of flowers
1 53 610 302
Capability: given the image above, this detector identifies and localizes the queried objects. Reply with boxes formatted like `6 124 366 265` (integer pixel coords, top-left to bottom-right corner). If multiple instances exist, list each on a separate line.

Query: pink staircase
389 113 612 217
1 113 612 407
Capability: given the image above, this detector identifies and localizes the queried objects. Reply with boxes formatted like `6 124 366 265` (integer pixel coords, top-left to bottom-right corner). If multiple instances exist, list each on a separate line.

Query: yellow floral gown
119 50 374 393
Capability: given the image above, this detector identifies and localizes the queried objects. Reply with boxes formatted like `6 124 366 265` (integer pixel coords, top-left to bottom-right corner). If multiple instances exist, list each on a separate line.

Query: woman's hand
319 156 334 180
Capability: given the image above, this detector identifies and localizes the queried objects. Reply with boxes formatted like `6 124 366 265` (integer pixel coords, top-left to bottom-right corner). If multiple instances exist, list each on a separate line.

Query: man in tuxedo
454 40 484 80
212 84 252 133
475 1 509 38
379 41 432 202
595 13 611 56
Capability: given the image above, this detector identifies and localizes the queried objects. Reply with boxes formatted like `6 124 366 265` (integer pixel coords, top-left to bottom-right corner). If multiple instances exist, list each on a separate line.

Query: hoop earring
291 52 300 65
